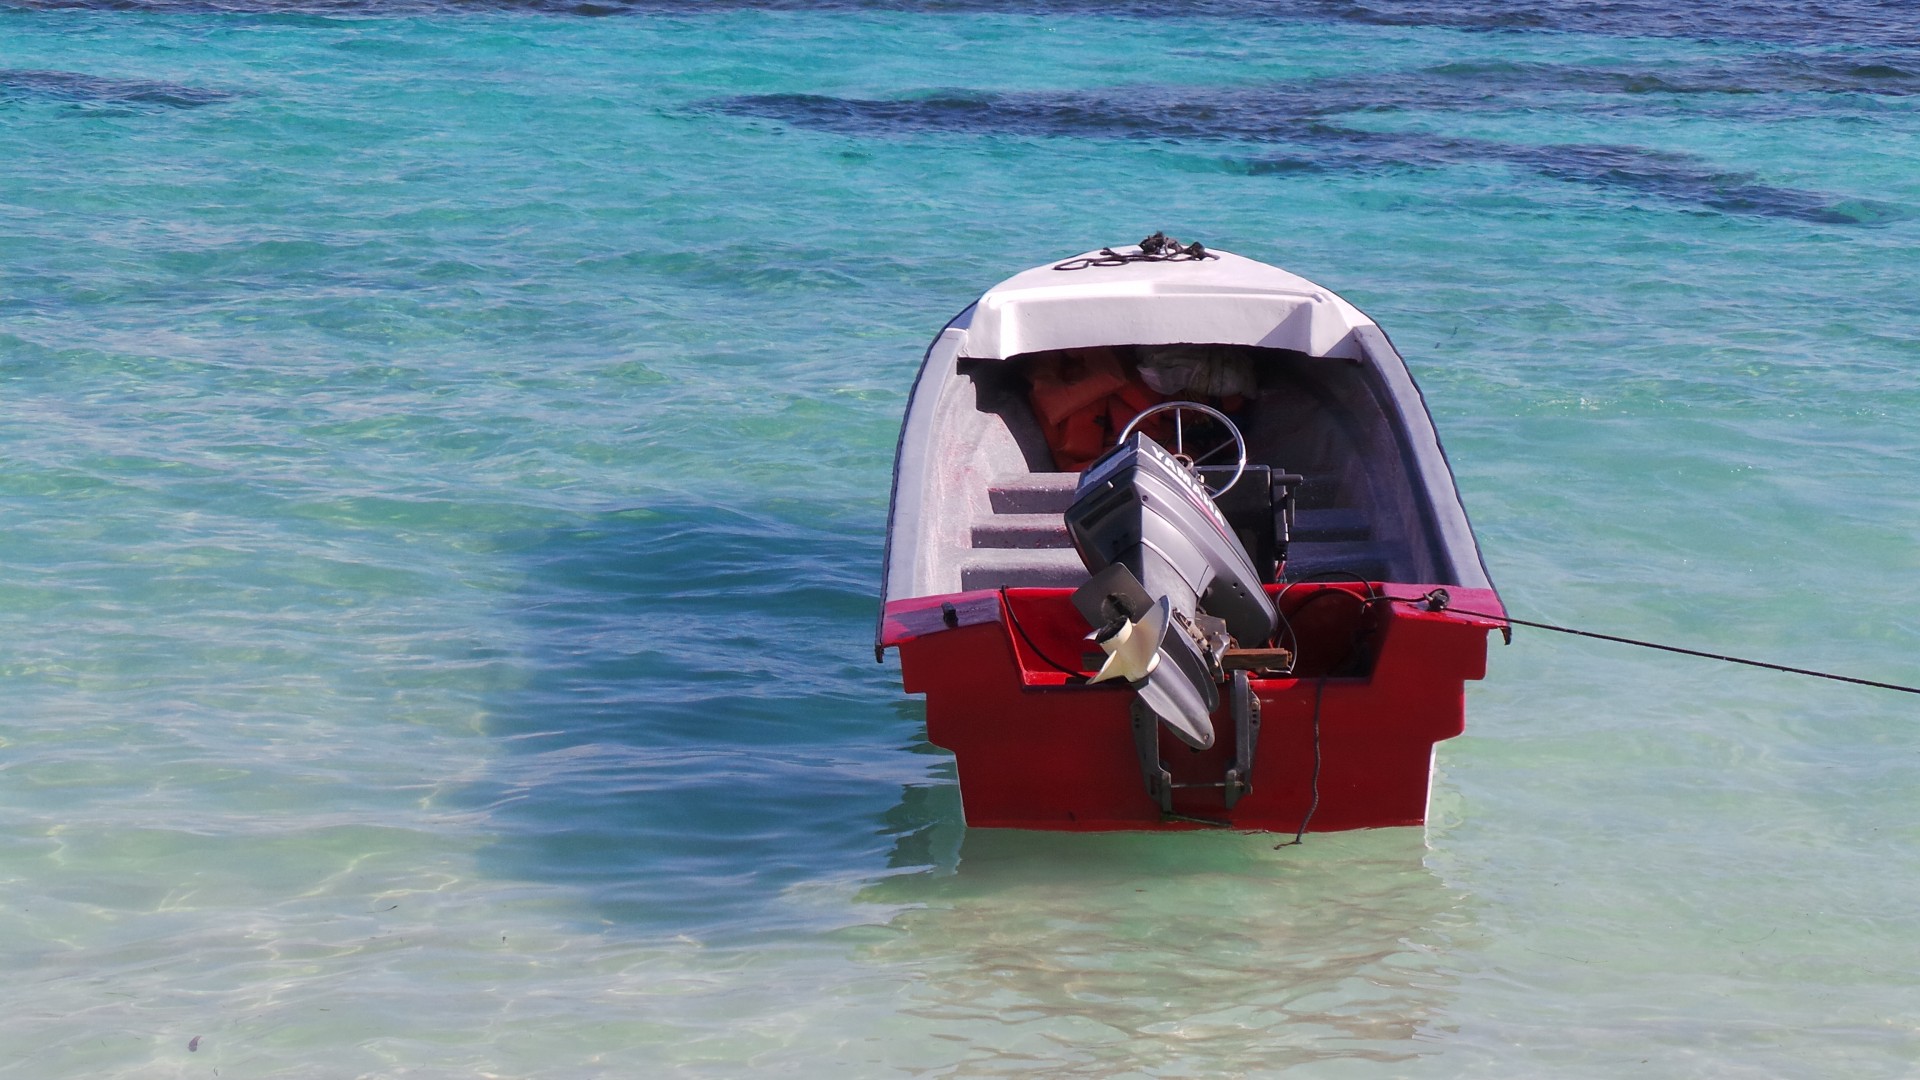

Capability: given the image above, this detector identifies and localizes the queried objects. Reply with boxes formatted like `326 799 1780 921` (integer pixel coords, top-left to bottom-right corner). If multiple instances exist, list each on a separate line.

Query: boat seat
969 473 1079 554
971 512 1072 550
986 472 1079 514
959 547 1090 590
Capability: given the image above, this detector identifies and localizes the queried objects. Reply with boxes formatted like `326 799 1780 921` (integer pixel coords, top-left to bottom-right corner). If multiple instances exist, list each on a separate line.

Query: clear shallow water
1 2 1917 1075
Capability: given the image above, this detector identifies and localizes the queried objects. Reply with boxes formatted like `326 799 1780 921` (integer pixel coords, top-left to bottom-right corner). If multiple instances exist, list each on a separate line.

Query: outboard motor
1064 430 1279 749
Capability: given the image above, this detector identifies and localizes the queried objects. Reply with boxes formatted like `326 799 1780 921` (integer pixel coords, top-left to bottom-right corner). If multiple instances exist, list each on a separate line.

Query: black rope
1054 231 1219 272
1273 576 1919 696
1263 579 1918 851
1276 674 1326 848
1386 593 1920 697
999 572 1913 854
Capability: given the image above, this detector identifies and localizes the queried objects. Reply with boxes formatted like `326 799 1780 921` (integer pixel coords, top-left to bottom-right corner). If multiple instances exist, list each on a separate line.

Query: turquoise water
2 3 1918 1075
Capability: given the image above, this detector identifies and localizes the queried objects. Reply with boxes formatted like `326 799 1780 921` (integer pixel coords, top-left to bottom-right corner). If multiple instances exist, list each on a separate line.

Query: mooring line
1392 594 1920 697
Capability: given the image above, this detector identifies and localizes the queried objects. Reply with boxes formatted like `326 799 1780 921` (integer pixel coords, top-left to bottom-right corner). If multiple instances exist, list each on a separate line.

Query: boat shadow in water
461 500 949 944
855 827 1475 1071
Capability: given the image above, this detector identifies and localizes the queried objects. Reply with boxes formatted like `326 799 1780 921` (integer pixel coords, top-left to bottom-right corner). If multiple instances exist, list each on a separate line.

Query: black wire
1280 585 1377 617
998 587 1089 680
1275 569 1381 604
1273 577 1380 677
1271 606 1298 671
1387 598 1920 697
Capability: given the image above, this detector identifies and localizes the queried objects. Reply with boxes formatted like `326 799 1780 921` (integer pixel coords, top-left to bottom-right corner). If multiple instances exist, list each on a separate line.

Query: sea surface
2 1 1917 1075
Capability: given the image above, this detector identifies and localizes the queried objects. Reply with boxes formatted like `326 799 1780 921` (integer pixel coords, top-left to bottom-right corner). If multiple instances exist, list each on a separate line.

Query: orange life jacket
1027 349 1170 472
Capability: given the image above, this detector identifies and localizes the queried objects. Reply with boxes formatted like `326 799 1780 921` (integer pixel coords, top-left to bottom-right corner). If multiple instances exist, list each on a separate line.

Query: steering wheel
1116 400 1248 497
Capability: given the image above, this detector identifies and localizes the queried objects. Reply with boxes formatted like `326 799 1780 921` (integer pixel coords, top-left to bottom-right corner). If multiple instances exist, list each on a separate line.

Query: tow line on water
1269 589 1918 848
1400 589 1920 697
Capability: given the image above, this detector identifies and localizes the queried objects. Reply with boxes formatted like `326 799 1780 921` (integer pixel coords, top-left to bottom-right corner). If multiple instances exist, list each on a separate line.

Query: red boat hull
884 583 1504 832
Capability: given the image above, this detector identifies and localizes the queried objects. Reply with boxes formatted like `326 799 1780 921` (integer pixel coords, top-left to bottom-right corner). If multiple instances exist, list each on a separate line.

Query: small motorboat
877 235 1506 832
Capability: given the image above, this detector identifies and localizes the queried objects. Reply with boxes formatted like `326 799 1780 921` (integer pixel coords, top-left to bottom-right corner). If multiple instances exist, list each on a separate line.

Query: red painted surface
883 583 1505 832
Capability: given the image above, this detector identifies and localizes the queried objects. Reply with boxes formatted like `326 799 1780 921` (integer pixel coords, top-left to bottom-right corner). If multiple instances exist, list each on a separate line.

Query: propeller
1073 566 1218 750
1087 597 1169 685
